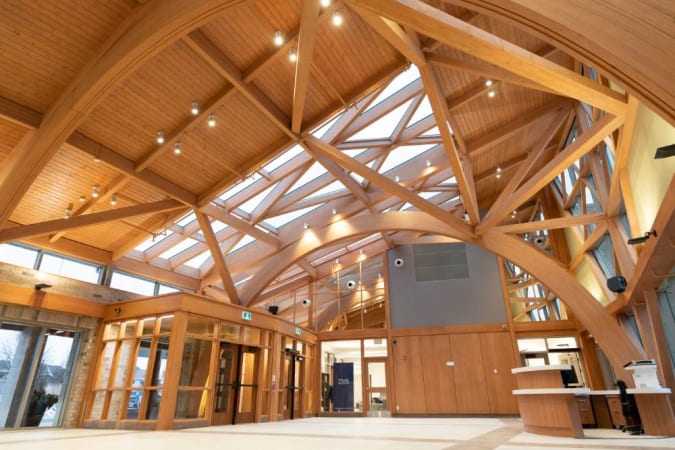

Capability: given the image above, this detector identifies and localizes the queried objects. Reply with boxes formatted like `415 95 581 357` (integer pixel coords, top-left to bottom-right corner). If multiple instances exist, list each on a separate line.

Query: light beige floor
1 417 674 450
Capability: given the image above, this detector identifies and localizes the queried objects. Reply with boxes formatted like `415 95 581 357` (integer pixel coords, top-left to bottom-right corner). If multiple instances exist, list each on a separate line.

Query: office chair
616 379 643 435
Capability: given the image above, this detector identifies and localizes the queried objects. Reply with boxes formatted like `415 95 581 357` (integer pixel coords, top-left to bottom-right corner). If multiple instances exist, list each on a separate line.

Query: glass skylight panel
421 126 440 137
210 220 228 233
184 250 211 269
218 173 262 201
287 161 329 194
159 238 198 260
228 234 256 254
401 202 415 210
407 96 432 127
365 64 420 113
305 180 346 200
262 144 305 173
134 230 173 252
263 204 323 229
347 100 414 142
349 172 365 185
419 191 442 200
378 144 435 174
342 148 368 158
238 185 276 214
311 112 343 139
176 212 196 227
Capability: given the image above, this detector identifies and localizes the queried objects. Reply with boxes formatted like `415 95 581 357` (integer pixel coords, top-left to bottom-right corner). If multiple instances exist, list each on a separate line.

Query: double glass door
0 323 80 428
212 343 258 425
282 350 304 420
364 358 388 415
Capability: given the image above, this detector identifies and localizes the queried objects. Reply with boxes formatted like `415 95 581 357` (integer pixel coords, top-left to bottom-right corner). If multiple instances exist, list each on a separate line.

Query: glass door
0 323 80 428
234 346 258 424
364 358 388 416
212 342 238 425
282 349 304 420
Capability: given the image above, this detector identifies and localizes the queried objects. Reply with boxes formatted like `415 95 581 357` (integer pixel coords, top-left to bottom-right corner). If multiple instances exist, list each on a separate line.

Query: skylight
419 191 442 200
238 185 276 214
347 99 414 142
421 126 440 136
287 161 329 194
184 250 211 269
210 220 228 233
365 65 420 113
342 148 368 158
218 173 262 201
135 230 174 252
305 180 346 201
378 144 435 174
262 144 305 173
263 204 324 229
176 212 196 227
159 238 198 260
311 112 343 139
228 234 256 254
407 96 432 127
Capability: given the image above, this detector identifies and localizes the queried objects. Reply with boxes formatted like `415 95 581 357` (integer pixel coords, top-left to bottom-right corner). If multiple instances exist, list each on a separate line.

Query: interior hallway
1 417 675 450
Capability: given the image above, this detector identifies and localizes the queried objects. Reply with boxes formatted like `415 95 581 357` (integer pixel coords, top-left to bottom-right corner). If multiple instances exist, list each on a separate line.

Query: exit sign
295 327 301 336
242 311 252 321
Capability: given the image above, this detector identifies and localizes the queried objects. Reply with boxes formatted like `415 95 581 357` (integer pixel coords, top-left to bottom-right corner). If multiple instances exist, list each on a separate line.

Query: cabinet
575 396 595 426
606 395 627 427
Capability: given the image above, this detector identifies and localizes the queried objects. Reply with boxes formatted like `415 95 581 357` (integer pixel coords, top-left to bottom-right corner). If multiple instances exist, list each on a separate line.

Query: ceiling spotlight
303 222 310 229
289 47 297 62
394 175 400 183
93 155 101 163
156 130 165 144
485 78 493 87
627 230 657 245
208 113 216 127
79 195 86 203
92 184 100 198
487 90 496 98
191 100 199 116
273 29 284 46
174 140 181 155
426 159 431 167
110 194 117 206
34 283 52 291
64 205 73 219
331 208 337 215
496 165 502 179
332 11 343 26
320 0 330 7
511 210 517 218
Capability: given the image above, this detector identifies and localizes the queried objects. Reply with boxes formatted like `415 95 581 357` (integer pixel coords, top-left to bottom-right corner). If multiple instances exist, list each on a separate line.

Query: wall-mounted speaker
268 305 279 315
607 275 627 293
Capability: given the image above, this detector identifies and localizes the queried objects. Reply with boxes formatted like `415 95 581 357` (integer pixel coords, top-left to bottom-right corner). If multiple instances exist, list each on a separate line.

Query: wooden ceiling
0 0 667 320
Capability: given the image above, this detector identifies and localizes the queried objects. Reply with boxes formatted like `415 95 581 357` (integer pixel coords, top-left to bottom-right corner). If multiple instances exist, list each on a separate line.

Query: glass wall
320 340 363 412
517 336 586 386
0 323 80 428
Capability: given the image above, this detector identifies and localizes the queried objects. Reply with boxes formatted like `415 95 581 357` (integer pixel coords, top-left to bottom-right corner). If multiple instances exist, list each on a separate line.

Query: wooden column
267 331 282 421
156 311 187 430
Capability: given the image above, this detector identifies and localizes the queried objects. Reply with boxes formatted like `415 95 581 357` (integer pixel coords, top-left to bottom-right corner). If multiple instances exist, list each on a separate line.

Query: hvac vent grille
414 243 469 281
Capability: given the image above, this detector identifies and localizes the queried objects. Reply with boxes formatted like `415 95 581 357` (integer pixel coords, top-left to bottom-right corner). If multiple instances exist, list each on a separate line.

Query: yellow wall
565 228 609 306
627 104 675 231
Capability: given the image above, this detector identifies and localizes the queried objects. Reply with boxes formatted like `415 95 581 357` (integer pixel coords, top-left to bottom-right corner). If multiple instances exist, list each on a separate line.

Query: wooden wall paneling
450 333 490 413
480 332 519 414
419 334 457 413
391 335 426 413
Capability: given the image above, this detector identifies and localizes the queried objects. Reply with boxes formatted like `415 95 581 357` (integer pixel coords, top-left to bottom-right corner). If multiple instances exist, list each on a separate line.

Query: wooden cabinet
420 335 457 413
480 332 518 414
575 396 596 425
606 395 627 427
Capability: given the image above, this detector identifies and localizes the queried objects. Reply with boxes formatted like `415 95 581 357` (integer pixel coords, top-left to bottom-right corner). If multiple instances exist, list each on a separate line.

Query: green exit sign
295 327 301 336
242 311 252 321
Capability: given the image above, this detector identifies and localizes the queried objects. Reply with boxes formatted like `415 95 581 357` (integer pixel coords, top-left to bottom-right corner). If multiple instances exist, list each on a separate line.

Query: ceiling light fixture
394 175 400 183
64 205 72 219
511 210 517 218
332 11 343 26
289 47 297 62
174 141 181 155
320 0 330 7
110 194 117 206
156 130 165 144
488 90 496 98
191 100 199 116
92 184 100 198
496 165 502 179
273 29 284 46
485 78 493 87
331 208 337 215
303 222 310 229
79 195 86 203
426 159 432 167
627 230 657 245
208 113 216 127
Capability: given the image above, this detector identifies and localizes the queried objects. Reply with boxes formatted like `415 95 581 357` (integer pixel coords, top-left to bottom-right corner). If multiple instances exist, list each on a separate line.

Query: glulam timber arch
240 211 644 373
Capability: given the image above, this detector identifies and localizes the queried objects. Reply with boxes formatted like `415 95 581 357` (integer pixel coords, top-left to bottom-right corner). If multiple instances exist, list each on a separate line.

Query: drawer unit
576 396 596 425
606 395 627 427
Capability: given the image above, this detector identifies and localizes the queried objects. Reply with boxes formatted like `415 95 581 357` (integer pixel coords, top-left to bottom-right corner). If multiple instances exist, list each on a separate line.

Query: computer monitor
560 368 579 387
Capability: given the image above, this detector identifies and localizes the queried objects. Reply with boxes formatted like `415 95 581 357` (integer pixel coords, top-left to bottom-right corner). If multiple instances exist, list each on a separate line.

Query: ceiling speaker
607 275 627 293
268 305 279 315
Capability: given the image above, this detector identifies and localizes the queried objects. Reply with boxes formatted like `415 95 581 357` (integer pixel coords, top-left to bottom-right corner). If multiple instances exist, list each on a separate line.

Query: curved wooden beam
240 211 644 372
0 0 243 225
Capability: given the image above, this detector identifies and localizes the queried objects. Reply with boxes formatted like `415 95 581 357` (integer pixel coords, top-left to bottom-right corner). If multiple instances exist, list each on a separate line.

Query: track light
332 11 343 26
64 205 73 219
289 47 297 62
156 130 165 144
627 230 657 245
208 113 216 127
273 29 284 46
485 78 493 87
92 184 100 198
174 141 181 155
110 194 117 206
191 100 199 116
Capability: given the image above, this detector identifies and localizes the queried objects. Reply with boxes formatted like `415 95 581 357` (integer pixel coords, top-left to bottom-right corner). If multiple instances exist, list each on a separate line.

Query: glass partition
320 340 363 412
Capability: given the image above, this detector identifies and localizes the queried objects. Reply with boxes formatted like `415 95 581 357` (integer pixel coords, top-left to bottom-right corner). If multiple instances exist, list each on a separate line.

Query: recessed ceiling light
273 29 284 46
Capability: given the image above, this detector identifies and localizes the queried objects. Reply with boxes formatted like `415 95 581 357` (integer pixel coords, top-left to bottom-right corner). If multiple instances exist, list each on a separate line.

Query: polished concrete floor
1 417 674 450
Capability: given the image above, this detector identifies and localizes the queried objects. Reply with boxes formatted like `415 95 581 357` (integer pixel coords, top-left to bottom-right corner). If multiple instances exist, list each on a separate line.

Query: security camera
534 236 546 247
302 298 311 307
394 258 405 268
346 280 357 289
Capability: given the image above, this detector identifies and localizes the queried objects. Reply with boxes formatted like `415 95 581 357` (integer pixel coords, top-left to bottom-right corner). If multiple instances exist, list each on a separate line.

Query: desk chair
616 379 643 435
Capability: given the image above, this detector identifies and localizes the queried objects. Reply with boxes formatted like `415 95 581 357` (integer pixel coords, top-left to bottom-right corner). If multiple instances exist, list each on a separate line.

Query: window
110 271 156 296
39 254 102 284
0 243 38 269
